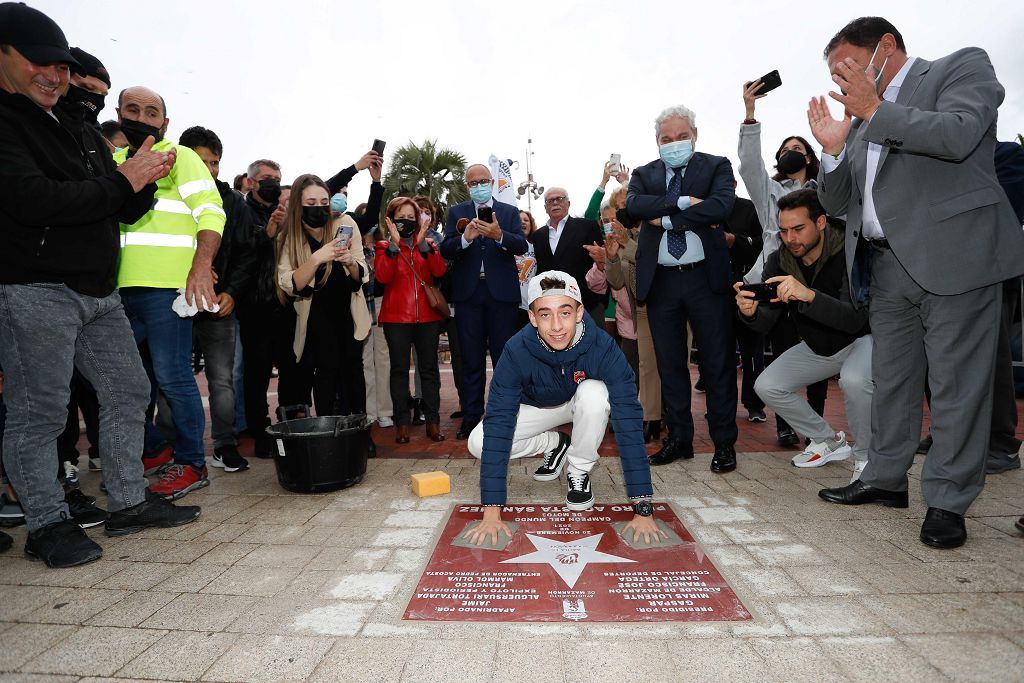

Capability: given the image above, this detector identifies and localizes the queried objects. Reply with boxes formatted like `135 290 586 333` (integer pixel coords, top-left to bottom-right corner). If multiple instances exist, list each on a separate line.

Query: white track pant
468 379 610 474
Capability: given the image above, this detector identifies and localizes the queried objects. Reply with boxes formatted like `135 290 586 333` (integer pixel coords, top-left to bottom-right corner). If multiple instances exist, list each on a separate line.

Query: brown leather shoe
395 424 410 444
426 422 445 442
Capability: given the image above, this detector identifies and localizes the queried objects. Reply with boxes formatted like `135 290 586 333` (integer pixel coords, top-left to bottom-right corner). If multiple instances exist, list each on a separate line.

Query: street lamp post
516 137 544 213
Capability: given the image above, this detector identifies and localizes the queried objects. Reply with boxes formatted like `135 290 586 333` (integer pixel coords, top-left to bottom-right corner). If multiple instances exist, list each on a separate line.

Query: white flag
489 154 518 208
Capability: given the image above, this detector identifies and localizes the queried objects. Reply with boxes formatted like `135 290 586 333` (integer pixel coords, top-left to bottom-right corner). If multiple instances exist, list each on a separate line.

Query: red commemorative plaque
404 503 752 622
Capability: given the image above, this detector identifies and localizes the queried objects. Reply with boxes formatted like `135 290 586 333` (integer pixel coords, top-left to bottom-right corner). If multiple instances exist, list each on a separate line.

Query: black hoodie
0 89 155 297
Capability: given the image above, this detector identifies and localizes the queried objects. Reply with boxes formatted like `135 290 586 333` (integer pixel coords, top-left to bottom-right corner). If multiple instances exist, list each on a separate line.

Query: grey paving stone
95 561 179 590
86 591 178 628
307 637 410 682
20 625 165 677
399 639 498 683
117 630 239 681
784 565 874 595
234 543 320 569
818 635 948 682
200 564 301 597
774 596 893 636
859 593 1024 634
201 634 334 682
22 587 130 625
749 637 845 682
0 585 71 620
901 633 1024 682
142 593 258 632
0 623 78 671
151 562 228 593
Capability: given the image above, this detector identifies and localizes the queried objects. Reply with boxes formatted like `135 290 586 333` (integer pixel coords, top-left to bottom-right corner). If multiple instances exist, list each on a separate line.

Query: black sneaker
65 488 107 529
253 433 275 459
565 471 594 511
0 492 26 528
105 490 202 537
777 428 800 448
747 408 767 423
211 445 249 473
0 530 12 553
533 432 571 481
25 518 103 567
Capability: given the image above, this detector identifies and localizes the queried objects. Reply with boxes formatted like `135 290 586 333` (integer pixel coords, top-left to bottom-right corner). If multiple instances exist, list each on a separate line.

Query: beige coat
276 214 371 361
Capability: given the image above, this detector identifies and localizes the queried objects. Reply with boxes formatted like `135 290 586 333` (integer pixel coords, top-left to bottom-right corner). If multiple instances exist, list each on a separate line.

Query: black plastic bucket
265 414 370 493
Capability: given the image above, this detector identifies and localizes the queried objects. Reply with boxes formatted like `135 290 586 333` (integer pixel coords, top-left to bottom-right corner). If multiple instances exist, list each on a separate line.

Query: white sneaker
850 460 867 483
378 416 394 428
88 457 102 471
63 461 80 487
791 432 852 468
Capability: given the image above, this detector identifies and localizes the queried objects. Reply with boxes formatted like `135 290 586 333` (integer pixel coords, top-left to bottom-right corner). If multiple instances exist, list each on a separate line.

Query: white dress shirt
821 57 916 240
545 216 568 253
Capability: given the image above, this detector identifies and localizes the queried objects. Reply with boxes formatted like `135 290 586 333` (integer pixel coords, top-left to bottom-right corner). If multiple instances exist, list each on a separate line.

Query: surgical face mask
776 150 808 175
659 139 694 169
469 183 493 204
256 178 282 205
331 193 348 213
119 117 162 148
302 205 331 229
865 41 888 95
394 217 418 238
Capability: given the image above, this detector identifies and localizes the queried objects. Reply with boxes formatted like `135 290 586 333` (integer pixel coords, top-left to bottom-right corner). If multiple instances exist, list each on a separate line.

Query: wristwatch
632 501 654 517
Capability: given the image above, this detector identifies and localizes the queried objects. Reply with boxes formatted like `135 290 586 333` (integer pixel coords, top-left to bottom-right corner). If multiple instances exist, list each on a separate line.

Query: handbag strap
396 242 433 289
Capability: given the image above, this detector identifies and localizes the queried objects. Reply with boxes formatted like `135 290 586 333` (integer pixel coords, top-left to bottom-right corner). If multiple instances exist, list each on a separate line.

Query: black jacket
0 89 156 297
242 192 281 309
326 164 384 236
741 225 868 357
533 216 606 311
724 197 763 278
212 180 257 301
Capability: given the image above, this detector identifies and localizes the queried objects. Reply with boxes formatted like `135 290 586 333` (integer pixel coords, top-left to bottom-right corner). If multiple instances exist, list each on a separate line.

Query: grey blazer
817 47 1024 299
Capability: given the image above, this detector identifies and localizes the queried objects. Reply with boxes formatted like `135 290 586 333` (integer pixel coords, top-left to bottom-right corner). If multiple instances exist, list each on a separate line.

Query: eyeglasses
544 196 567 205
467 179 492 188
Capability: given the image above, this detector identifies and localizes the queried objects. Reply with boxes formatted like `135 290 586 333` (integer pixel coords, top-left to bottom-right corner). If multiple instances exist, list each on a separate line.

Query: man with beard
735 189 872 482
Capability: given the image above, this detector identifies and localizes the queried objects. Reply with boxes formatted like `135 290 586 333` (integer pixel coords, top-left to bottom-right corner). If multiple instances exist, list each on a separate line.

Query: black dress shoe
920 507 967 549
818 479 909 508
643 420 662 444
450 410 464 419
777 428 800 448
649 440 693 466
710 444 737 473
456 419 479 440
411 398 426 425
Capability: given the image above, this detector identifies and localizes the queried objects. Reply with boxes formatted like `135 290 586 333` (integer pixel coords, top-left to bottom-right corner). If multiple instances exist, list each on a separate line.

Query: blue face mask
469 183 493 204
331 194 348 213
659 139 694 169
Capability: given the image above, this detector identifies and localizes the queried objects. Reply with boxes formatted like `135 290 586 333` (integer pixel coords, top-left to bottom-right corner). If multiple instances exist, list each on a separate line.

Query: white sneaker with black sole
210 445 250 473
533 432 571 481
792 431 852 468
63 461 80 487
565 470 594 511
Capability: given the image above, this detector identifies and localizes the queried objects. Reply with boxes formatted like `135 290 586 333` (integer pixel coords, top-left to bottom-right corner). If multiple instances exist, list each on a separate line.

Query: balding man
441 164 528 439
535 187 607 322
0 3 200 567
114 85 226 501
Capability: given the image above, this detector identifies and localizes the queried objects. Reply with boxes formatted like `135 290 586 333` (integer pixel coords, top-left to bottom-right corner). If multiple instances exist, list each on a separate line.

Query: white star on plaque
501 533 635 588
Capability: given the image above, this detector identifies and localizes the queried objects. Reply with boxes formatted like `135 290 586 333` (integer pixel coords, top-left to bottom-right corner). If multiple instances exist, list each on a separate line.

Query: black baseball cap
0 2 82 71
69 47 109 87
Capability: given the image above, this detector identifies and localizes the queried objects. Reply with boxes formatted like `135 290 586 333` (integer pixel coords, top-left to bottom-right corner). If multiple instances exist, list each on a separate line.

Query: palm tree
382 139 469 220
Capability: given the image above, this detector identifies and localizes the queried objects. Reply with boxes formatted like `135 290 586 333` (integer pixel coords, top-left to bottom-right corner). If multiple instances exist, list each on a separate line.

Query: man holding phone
735 190 872 480
441 164 528 440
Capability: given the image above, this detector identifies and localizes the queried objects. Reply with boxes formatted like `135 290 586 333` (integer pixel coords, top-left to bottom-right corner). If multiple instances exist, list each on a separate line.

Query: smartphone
335 224 353 247
740 282 779 302
749 70 782 96
477 206 494 223
371 139 386 156
609 153 621 174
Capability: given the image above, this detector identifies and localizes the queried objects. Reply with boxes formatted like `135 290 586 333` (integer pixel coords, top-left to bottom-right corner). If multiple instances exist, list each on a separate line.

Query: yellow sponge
411 471 450 497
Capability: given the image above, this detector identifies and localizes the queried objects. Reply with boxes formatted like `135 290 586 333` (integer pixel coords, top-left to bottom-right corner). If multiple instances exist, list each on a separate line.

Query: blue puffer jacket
479 313 654 505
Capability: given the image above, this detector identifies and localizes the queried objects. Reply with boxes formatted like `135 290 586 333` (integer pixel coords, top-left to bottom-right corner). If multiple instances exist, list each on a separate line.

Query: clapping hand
584 241 607 265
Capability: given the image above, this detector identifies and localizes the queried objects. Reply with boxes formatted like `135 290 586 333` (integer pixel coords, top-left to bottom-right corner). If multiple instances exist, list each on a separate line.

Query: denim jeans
194 312 237 447
233 320 246 433
0 284 149 531
120 288 206 467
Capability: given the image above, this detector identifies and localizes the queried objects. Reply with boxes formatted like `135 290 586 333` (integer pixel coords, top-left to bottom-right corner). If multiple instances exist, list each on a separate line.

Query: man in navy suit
626 105 739 473
441 164 528 439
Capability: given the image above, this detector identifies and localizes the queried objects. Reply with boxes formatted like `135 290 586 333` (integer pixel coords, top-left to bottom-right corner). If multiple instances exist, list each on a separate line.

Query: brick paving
0 363 1019 682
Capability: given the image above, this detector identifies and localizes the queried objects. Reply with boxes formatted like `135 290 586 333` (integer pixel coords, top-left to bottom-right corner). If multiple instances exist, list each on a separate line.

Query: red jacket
374 239 447 324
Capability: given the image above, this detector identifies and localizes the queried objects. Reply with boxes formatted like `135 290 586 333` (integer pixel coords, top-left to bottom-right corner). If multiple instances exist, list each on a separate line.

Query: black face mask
394 217 418 238
119 117 163 148
57 85 105 126
256 178 282 205
615 208 639 230
776 150 808 175
302 205 331 229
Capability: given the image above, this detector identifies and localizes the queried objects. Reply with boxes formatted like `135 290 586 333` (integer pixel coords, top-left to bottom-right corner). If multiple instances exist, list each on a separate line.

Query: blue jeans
120 288 206 467
0 284 149 531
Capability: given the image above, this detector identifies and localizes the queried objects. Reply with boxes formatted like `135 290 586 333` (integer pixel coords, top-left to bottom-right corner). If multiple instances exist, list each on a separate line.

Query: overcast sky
36 0 1024 220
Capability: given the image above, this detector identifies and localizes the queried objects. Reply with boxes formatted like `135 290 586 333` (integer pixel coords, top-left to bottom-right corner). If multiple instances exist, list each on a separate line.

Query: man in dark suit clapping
441 164 528 439
626 105 738 473
534 188 607 322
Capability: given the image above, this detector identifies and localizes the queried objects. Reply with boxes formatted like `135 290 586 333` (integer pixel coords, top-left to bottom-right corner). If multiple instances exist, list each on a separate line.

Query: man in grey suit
808 17 1024 549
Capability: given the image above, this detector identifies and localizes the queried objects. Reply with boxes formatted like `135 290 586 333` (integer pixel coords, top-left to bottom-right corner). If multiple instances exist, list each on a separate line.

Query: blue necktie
666 167 687 258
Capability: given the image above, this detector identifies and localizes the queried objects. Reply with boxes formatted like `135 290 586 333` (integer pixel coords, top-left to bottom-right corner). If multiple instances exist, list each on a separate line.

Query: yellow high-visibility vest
114 140 225 288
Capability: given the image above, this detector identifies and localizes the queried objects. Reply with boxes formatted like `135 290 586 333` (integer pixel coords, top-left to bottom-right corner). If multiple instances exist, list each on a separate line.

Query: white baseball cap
527 270 584 307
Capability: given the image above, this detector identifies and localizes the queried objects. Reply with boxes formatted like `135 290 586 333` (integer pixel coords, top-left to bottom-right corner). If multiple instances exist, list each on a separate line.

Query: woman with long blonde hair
276 174 371 416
